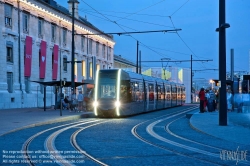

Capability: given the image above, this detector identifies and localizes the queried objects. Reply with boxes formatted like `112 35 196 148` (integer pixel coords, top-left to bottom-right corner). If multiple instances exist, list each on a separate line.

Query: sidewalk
189 110 250 145
0 107 94 136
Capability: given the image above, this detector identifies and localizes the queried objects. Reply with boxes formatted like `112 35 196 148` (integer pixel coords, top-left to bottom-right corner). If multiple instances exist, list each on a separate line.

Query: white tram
93 69 186 117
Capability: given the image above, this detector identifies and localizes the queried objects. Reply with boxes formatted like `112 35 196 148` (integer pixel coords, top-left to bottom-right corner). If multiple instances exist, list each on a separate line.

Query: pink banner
39 41 46 79
24 36 32 77
52 44 59 80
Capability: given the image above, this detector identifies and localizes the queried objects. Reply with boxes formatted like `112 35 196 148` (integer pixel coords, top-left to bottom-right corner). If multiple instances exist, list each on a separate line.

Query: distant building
0 0 114 109
114 55 136 72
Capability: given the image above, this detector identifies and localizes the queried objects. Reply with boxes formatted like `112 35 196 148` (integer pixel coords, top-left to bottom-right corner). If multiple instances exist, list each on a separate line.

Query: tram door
148 83 155 111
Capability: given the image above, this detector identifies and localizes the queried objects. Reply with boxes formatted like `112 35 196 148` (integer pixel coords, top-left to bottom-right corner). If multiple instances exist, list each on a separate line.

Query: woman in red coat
199 88 205 113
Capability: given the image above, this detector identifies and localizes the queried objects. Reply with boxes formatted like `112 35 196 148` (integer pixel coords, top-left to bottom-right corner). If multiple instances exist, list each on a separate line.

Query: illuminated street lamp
210 79 215 89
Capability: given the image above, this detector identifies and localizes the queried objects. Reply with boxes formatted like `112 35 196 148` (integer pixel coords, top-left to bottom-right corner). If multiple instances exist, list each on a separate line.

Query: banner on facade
39 41 46 79
52 44 59 80
24 36 32 77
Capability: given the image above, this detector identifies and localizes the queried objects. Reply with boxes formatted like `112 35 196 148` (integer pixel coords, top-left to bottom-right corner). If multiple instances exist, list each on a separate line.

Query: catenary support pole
219 0 227 126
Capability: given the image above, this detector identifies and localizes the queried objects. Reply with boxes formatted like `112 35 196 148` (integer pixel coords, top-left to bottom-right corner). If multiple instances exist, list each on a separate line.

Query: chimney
68 0 79 19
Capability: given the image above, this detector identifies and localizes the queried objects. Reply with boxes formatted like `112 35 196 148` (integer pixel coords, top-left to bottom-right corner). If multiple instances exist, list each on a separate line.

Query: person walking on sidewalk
199 88 205 113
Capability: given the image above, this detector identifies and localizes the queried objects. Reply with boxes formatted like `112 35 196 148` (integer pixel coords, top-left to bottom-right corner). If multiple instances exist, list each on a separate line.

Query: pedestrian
227 89 232 112
64 96 70 109
207 87 216 112
77 91 84 112
204 90 210 112
199 88 205 113
69 90 77 112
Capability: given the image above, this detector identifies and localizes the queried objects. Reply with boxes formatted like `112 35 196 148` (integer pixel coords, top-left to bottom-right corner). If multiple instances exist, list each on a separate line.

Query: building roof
114 55 136 67
37 0 113 39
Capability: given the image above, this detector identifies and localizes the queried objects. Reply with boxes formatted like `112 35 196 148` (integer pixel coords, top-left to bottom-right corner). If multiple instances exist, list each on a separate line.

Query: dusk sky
57 0 250 80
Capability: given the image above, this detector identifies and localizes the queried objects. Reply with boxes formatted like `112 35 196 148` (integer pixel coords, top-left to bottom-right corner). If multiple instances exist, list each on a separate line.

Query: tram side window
157 85 164 100
148 83 154 101
172 86 177 100
139 82 144 101
131 82 143 102
166 85 171 100
178 87 181 99
120 82 129 102
182 87 186 100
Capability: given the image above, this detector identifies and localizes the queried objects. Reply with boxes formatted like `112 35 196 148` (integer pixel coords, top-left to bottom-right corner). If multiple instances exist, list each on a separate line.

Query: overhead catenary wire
114 0 166 22
79 0 194 70
168 17 208 69
82 10 174 28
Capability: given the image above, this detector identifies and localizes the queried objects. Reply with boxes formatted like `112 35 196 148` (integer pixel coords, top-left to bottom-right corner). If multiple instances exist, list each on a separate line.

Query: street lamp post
216 0 230 126
70 0 79 93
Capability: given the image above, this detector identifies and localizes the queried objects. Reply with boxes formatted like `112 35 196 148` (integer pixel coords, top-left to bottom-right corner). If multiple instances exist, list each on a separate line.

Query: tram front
93 69 122 117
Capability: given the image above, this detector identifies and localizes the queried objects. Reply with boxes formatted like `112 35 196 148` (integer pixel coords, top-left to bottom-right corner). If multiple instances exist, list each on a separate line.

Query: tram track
164 115 250 165
131 106 225 165
21 119 100 166
70 121 109 166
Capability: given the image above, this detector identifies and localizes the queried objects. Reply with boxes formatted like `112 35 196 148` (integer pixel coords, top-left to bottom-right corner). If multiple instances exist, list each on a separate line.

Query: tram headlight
93 101 99 107
115 101 121 107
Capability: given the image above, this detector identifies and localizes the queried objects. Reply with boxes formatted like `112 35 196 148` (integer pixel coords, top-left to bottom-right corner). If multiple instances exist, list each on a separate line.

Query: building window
96 42 99 56
74 58 77 81
102 44 105 58
89 39 92 55
23 12 29 33
107 47 109 60
7 72 13 93
82 60 86 78
81 36 85 51
51 23 56 42
63 28 67 45
38 18 43 38
89 62 92 78
25 77 30 93
109 47 111 60
6 42 13 63
63 57 67 71
5 3 12 28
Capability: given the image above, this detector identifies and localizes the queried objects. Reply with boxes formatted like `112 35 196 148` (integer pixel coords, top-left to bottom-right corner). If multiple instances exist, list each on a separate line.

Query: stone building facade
0 0 115 109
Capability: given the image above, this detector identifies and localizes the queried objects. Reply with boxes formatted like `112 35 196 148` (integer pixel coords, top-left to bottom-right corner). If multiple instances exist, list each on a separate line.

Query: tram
93 69 186 117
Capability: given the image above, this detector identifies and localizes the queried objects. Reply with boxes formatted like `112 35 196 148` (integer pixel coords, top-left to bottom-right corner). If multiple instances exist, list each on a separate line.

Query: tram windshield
97 71 117 99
